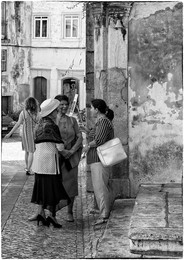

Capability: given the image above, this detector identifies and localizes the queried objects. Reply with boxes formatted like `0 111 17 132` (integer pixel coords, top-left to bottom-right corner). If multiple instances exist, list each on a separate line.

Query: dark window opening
1 50 7 72
1 1 7 39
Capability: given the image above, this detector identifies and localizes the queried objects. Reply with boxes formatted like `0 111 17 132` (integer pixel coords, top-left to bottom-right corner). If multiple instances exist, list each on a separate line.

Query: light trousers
90 162 112 218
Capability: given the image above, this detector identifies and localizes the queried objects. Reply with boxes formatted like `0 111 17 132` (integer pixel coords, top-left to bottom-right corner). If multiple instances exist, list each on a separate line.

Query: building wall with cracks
1 1 32 112
128 2 183 196
86 2 130 197
1 1 86 113
86 1 183 197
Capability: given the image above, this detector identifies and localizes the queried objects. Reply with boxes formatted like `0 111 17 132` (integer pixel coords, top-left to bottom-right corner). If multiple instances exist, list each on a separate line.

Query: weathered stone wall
107 22 129 180
2 2 32 111
86 3 94 108
128 2 183 196
86 2 130 197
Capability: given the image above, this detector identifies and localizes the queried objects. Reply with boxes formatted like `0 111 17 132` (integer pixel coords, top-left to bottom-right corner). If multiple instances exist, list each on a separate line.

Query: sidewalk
2 137 182 259
1 161 106 258
1 137 133 259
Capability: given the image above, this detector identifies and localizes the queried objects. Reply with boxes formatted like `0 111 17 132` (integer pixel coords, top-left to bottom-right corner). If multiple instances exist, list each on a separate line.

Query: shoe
93 217 108 226
26 170 34 176
47 216 62 228
66 213 74 222
89 209 100 214
28 214 38 221
37 214 50 227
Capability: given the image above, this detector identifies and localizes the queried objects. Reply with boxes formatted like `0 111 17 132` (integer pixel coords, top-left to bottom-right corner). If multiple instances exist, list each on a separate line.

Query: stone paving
2 137 182 259
129 184 183 258
1 137 107 259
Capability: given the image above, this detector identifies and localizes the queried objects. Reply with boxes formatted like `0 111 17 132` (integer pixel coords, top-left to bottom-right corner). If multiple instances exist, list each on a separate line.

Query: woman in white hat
29 98 70 228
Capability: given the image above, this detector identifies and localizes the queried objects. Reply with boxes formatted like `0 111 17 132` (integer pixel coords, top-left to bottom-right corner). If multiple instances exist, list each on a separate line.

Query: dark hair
106 108 114 121
25 97 39 114
91 99 114 121
54 94 69 105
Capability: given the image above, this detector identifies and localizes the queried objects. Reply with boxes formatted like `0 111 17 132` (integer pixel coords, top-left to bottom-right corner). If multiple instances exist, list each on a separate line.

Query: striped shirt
87 117 114 164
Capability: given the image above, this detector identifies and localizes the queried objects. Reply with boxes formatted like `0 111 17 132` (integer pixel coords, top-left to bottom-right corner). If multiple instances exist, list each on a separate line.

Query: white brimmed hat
40 98 60 117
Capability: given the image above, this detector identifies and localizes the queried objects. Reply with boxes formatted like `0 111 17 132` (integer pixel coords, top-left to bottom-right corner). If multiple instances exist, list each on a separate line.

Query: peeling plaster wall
2 2 32 111
106 22 129 180
128 2 183 196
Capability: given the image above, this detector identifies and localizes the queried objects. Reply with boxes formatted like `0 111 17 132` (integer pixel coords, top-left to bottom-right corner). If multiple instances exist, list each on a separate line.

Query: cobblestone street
1 137 107 259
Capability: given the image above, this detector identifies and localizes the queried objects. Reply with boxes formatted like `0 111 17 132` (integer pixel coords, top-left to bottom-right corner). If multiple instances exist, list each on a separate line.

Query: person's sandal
89 209 100 214
93 217 108 226
66 213 74 222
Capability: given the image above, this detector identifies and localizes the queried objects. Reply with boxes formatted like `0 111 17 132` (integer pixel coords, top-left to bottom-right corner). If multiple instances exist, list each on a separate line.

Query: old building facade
1 1 86 113
1 1 183 198
86 1 183 197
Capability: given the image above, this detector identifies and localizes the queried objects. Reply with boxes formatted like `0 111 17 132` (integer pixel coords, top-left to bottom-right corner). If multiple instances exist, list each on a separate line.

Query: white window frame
64 14 79 39
34 15 49 38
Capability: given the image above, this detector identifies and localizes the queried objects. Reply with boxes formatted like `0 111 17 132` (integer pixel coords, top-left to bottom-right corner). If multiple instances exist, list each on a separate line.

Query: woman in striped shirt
83 99 114 225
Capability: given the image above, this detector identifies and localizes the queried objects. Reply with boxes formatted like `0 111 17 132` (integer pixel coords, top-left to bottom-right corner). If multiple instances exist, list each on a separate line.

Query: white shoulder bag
97 137 127 167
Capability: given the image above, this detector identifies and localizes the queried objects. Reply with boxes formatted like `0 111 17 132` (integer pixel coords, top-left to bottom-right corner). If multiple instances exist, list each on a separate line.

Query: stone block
133 202 165 216
140 183 162 191
168 213 183 228
162 187 182 195
129 183 183 257
168 197 183 204
129 227 182 241
129 239 183 257
164 183 182 188
130 216 166 228
136 191 166 203
129 227 183 257
168 203 183 214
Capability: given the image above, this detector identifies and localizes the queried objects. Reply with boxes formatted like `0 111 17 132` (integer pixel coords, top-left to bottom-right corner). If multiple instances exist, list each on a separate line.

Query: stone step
128 183 183 257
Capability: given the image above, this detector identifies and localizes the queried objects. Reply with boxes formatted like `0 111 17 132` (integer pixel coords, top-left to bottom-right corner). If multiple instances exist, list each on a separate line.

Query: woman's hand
56 143 64 151
60 149 73 159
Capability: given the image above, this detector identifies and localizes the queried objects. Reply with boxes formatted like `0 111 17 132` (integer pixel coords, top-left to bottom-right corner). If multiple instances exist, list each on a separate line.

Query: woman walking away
29 98 71 228
4 97 40 175
55 95 83 222
83 99 114 225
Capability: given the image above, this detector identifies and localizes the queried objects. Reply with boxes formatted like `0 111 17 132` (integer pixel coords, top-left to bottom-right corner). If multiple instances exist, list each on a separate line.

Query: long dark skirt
31 173 71 215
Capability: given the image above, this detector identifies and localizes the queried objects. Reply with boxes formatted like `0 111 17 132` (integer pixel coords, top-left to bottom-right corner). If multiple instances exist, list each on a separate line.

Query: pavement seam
165 192 169 228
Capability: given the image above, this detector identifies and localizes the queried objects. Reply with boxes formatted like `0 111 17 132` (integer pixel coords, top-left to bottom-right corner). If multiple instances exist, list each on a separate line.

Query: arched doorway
62 78 79 111
34 76 47 105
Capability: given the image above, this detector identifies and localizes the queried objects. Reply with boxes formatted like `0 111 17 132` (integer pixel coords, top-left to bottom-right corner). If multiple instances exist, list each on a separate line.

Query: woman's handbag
97 137 127 167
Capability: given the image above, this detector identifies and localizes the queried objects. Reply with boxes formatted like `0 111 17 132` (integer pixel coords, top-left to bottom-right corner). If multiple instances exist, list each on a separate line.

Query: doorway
62 78 79 111
1 96 12 114
34 76 47 105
